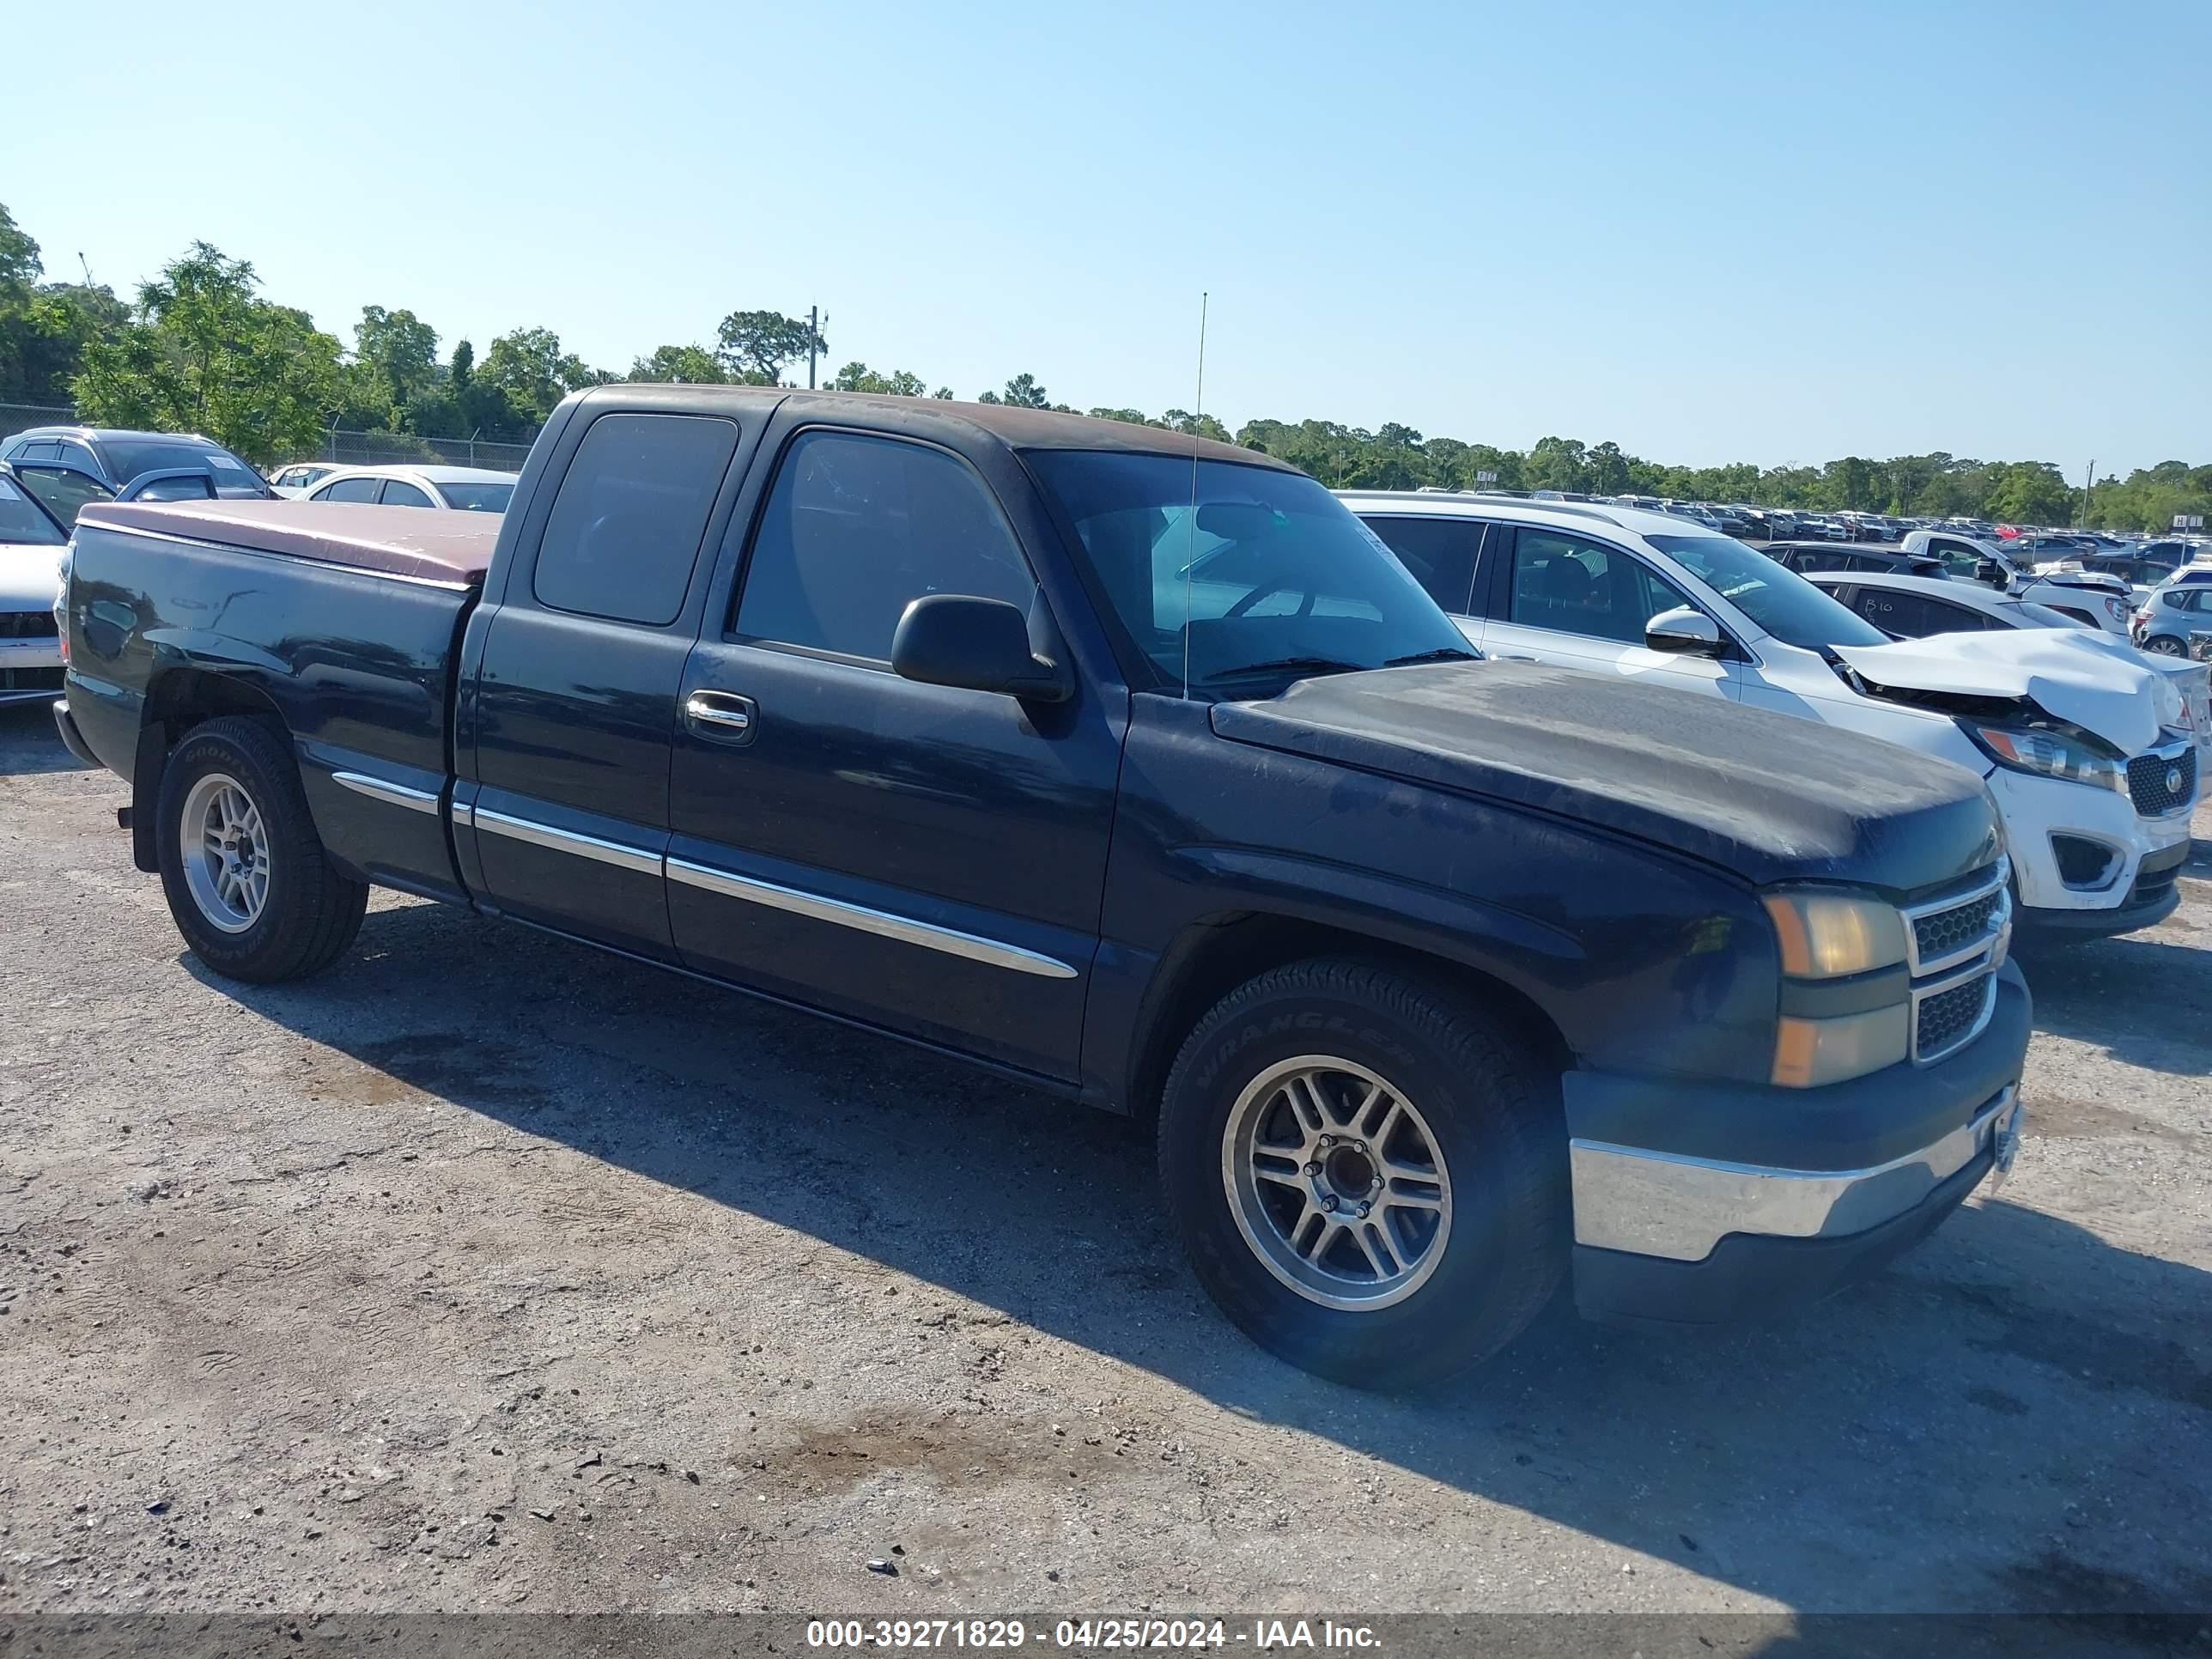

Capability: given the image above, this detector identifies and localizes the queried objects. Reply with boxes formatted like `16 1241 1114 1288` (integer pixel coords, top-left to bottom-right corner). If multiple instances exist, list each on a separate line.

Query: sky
12 0 2209 474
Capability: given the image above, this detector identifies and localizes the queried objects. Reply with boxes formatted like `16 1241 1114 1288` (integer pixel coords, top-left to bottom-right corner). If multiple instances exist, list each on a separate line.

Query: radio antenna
1180 291 1208 700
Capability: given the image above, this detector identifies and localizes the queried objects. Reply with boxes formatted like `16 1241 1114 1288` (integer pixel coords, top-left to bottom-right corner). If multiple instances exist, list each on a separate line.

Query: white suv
1344 493 2199 940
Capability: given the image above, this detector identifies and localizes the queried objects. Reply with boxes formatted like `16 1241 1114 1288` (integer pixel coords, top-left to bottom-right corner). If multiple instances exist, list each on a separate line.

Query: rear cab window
532 413 740 625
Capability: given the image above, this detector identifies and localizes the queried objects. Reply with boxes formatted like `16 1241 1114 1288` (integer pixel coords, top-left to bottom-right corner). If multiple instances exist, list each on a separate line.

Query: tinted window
437 482 513 513
1645 533 1888 649
101 440 259 489
12 465 109 526
535 413 738 625
1027 450 1470 690
735 430 1033 661
1508 531 1694 645
1361 515 1485 614
380 479 435 507
0 474 66 545
13 441 61 462
319 477 382 502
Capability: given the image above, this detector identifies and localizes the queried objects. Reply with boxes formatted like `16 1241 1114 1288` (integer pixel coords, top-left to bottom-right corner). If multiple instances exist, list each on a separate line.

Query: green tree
996 373 1052 408
829 362 928 396
1982 461 2075 526
70 242 343 465
477 326 599 423
0 203 128 405
714 309 825 385
353 306 441 416
630 343 730 384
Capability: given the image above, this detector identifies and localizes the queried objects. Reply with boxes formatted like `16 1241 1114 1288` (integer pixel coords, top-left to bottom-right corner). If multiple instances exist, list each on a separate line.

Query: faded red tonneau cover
76 500 498 586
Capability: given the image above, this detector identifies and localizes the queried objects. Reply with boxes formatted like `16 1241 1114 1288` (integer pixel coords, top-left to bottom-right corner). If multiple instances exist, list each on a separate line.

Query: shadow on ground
2014 929 2212 1076
187 898 2212 1617
0 702 88 776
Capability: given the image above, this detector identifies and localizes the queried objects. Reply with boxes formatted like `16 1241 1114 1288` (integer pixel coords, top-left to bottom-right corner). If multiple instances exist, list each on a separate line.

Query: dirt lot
2 701 2207 1620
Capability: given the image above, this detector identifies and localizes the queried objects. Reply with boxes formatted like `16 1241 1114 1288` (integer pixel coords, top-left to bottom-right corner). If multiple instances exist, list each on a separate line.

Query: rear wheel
2142 635 2185 656
155 717 368 981
1158 957 1569 1389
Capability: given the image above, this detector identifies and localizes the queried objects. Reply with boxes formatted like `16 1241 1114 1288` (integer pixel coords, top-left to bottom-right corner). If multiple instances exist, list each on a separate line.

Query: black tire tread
1157 955 1569 1389
155 716 369 983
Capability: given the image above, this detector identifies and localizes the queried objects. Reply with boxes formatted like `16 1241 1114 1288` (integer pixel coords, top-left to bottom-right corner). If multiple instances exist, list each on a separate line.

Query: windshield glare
1645 532 1889 649
1027 451 1472 690
437 482 514 513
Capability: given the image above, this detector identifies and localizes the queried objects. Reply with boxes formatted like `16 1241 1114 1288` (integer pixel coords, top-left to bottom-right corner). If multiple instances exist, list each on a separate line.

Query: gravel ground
1 701 2207 1620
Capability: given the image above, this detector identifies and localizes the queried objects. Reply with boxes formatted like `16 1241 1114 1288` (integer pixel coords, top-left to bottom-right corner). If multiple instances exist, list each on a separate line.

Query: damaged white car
1343 495 2201 940
0 465 70 708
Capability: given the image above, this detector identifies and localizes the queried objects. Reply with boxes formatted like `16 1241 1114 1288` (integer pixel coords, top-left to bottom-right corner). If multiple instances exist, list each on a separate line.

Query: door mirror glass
1974 558 2008 586
891 593 1072 702
1644 605 1724 655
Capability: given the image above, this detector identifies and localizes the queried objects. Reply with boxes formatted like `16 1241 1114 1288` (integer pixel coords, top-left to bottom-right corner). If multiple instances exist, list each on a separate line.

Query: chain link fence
0 403 538 475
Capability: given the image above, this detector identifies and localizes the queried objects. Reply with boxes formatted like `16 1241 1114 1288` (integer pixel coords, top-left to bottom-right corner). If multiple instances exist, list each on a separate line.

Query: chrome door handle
684 690 757 744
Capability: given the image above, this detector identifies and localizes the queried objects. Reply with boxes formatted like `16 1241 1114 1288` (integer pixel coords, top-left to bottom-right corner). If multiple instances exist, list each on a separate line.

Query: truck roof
77 499 500 586
572 384 1285 471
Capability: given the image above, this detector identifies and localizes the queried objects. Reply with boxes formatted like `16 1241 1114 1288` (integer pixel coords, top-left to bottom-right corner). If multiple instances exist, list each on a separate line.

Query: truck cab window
732 428 1035 662
533 413 738 626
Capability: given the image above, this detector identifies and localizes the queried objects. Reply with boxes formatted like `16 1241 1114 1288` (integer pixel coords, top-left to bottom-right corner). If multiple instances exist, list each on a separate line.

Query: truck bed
65 501 489 902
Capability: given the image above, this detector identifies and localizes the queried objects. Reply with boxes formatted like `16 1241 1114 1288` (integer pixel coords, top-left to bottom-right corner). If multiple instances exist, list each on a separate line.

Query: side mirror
892 593 1074 703
1644 605 1725 656
1974 558 2008 587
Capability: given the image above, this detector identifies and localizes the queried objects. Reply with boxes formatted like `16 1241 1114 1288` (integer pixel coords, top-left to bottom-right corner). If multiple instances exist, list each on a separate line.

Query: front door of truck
463 410 749 960
665 422 1122 1080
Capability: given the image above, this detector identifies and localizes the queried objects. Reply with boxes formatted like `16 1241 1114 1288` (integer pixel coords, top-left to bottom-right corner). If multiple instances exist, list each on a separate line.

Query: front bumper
1565 962 2030 1328
0 636 64 706
1987 764 2194 927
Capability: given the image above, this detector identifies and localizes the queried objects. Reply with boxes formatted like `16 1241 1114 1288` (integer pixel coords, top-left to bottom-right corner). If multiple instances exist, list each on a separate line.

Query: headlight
1761 890 1907 979
1960 720 2124 793
1762 887 1911 1088
1771 1005 1911 1089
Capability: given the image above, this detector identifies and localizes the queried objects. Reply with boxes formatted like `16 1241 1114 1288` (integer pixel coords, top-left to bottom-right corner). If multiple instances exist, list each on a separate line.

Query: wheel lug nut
1317 1135 1334 1149
1304 1162 1321 1177
1370 1176 1383 1192
1321 1194 1339 1212
1357 1201 1371 1218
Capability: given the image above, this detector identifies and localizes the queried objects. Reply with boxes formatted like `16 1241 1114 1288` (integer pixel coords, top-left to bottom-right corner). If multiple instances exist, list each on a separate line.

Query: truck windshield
1646 532 1890 649
1026 450 1474 691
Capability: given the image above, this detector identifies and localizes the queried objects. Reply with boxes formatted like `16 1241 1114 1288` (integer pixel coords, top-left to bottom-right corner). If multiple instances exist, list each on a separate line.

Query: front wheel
1158 958 1569 1389
2142 635 2184 656
155 716 368 981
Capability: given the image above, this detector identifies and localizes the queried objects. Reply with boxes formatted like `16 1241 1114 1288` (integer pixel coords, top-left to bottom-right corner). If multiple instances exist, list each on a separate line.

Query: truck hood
0 538 65 611
1832 629 2175 755
1210 661 2000 893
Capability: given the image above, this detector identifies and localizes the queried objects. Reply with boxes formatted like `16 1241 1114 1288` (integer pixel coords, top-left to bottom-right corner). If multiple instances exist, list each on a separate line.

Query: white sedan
0 467 69 707
301 465 518 513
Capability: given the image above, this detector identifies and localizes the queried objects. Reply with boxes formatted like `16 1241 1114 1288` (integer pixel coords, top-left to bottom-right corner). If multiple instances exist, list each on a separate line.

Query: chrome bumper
1569 1086 2021 1263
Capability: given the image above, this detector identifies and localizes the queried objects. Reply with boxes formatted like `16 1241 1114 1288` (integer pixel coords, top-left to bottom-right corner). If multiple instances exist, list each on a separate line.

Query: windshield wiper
1203 656 1365 683
1382 647 1479 666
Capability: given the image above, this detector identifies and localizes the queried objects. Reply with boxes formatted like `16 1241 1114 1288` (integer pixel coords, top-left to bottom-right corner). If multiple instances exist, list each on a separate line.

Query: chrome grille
1900 860 2010 1064
1915 975 1996 1065
1911 888 2003 968
2126 745 2196 817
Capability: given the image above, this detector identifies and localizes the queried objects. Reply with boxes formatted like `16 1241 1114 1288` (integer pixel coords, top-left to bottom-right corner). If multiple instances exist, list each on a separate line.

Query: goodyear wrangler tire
1158 957 1569 1389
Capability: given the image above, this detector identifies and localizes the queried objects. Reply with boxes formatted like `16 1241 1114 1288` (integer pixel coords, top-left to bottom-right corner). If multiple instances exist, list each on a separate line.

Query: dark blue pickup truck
53 387 2029 1386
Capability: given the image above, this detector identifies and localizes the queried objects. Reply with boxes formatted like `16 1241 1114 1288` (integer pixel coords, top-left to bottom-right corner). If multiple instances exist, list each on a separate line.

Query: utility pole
2080 459 2094 528
806 306 828 390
